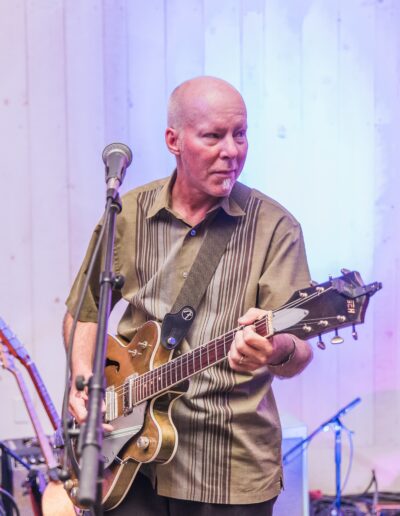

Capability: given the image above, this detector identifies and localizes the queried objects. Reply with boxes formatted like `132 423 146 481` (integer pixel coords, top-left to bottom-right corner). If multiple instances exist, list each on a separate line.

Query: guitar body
68 320 189 511
42 481 78 516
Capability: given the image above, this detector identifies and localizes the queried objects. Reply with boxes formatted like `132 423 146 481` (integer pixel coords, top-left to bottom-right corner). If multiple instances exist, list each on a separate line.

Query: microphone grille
102 142 133 166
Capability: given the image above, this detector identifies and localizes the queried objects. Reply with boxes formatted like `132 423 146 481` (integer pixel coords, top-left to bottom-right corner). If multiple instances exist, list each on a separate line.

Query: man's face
172 88 248 199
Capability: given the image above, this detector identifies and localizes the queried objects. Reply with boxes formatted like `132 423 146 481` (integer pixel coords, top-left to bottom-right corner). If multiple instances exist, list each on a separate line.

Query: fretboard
13 368 58 470
130 316 270 406
26 362 61 430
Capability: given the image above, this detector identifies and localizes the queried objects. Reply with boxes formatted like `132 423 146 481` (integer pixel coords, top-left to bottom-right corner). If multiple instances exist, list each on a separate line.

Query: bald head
167 76 246 130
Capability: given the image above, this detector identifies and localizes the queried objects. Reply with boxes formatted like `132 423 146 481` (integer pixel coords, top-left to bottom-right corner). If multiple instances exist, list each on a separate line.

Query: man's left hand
228 308 309 374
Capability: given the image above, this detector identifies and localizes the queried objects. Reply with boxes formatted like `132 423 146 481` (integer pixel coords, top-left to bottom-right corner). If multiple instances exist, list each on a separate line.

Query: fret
171 360 177 385
168 362 172 387
192 348 196 374
160 367 165 392
157 370 162 393
140 374 144 401
148 370 155 397
200 346 208 369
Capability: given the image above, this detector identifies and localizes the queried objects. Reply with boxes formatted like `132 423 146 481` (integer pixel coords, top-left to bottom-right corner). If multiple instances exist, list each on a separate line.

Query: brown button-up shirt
66 174 310 504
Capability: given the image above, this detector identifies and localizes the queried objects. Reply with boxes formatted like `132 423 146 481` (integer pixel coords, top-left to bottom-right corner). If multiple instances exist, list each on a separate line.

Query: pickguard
102 402 147 467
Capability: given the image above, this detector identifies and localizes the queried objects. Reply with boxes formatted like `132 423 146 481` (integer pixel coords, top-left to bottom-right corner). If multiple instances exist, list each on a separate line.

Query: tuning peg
352 324 358 340
331 329 344 345
317 335 326 350
309 280 318 287
340 268 351 275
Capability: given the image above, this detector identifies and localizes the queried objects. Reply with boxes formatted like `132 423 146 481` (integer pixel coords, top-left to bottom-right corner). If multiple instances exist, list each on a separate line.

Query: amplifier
0 436 49 515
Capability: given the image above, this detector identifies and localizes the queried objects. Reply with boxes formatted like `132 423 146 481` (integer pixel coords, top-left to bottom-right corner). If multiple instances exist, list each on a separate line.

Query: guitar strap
161 181 252 350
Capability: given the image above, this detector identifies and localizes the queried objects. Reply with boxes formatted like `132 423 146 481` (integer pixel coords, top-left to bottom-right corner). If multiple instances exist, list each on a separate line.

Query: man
64 76 313 515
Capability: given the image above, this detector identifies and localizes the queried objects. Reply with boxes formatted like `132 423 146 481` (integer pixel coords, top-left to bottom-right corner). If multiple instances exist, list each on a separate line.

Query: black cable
0 487 20 516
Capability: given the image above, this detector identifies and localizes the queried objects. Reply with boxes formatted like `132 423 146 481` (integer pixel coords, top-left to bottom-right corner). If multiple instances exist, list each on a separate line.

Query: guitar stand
283 398 361 515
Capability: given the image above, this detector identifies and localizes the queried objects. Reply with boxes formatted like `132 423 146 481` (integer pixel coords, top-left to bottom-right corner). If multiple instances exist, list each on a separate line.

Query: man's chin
212 177 235 197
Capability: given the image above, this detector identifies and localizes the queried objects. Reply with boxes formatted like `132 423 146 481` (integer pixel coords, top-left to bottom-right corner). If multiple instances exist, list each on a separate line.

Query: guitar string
115 283 356 410
108 286 336 403
108 286 340 410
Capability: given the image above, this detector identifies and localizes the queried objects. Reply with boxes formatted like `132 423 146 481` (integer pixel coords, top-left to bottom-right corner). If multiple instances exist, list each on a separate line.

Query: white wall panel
203 0 241 88
126 0 171 190
25 0 70 432
64 1 106 279
0 0 34 438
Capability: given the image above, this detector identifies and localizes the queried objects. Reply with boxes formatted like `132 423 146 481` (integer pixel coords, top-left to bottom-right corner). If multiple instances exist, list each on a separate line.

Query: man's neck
171 179 221 227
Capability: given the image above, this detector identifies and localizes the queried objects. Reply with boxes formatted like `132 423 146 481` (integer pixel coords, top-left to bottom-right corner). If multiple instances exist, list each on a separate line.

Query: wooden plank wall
0 0 398 496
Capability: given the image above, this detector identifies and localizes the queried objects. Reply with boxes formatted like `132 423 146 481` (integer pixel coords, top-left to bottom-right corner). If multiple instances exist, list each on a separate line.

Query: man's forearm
267 335 313 378
63 311 97 380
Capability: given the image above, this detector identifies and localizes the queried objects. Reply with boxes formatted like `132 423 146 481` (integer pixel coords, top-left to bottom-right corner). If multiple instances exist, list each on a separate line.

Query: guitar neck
25 362 61 431
0 319 61 431
129 271 382 408
12 368 58 470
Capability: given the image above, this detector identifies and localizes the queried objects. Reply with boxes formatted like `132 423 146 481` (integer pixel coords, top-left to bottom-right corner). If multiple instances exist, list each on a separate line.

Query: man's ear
165 127 181 156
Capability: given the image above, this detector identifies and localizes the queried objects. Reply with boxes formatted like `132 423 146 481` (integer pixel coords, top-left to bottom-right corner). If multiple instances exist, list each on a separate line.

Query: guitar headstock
0 317 31 363
274 270 382 347
0 343 18 374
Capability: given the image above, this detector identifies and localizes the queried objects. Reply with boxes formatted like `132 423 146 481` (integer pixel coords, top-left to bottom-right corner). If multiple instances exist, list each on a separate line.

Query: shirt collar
146 171 246 220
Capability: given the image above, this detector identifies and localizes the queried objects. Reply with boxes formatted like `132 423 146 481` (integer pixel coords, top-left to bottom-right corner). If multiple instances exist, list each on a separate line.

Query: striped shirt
66 174 310 504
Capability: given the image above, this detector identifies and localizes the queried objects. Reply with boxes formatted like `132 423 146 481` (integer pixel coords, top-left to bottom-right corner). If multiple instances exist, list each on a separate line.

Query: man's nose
220 136 239 159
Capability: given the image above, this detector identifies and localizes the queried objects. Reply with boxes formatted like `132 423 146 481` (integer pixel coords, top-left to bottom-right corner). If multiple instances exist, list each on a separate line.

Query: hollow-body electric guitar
67 270 381 511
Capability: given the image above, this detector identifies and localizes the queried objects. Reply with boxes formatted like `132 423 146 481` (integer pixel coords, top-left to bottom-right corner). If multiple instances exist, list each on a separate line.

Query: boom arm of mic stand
77 195 122 513
282 397 361 465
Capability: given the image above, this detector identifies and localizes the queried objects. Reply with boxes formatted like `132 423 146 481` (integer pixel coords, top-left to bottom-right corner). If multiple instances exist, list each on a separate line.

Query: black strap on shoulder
161 182 251 350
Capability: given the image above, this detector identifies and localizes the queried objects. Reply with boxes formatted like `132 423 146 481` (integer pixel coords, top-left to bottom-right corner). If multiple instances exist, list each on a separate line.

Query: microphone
102 142 133 192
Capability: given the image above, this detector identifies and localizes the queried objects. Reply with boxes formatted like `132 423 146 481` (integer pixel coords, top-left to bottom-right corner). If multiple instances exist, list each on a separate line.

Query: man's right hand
68 378 114 432
68 383 89 425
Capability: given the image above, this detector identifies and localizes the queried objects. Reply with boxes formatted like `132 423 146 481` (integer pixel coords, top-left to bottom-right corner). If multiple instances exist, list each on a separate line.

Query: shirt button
190 229 196 236
182 272 188 279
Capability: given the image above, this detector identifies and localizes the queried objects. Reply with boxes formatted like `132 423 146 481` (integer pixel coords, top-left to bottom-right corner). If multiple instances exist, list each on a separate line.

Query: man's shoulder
121 176 169 202
242 183 301 227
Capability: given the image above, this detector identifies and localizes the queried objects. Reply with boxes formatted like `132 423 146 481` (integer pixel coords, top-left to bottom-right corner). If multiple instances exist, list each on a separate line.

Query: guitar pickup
106 386 118 421
123 374 137 415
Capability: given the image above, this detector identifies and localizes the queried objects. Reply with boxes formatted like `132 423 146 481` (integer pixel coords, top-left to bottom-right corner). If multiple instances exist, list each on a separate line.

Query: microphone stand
77 190 123 514
283 397 361 516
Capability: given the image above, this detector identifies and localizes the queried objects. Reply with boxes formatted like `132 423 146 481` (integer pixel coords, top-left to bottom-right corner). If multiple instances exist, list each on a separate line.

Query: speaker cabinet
274 426 309 516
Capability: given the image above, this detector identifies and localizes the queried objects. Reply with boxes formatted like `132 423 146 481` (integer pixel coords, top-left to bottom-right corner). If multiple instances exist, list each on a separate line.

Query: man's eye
235 131 247 138
204 133 219 139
